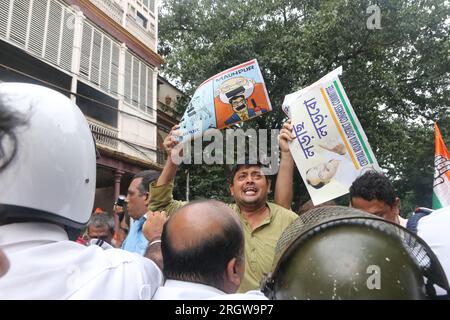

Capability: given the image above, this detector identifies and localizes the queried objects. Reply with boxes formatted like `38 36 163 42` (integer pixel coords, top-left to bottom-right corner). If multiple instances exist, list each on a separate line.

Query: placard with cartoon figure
283 67 381 205
213 60 271 128
178 60 272 142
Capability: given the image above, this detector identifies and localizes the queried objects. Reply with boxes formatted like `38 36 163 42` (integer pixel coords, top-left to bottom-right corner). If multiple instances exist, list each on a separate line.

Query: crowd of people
0 83 449 299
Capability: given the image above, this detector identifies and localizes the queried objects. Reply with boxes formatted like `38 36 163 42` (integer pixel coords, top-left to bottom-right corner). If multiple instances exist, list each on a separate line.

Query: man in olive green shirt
149 125 298 293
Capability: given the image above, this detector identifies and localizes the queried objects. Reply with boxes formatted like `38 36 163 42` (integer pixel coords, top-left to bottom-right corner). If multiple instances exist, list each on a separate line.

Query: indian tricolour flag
432 122 450 209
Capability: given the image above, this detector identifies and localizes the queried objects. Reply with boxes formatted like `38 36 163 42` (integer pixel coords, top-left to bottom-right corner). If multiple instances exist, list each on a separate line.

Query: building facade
156 75 183 164
0 0 165 218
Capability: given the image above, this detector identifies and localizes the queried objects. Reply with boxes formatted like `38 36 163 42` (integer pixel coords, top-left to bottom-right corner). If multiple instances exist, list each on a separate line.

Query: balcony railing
88 0 156 50
87 117 119 150
89 0 124 26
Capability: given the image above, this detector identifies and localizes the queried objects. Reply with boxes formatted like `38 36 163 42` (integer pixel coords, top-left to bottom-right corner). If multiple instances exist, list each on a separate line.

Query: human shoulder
83 245 158 272
64 247 162 299
418 207 450 231
267 202 298 222
227 202 239 212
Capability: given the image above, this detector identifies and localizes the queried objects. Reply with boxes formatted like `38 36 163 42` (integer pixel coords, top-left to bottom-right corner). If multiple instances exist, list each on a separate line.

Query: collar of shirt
164 279 225 292
136 215 147 228
121 215 148 255
0 222 67 247
232 202 274 231
127 215 147 233
153 279 226 299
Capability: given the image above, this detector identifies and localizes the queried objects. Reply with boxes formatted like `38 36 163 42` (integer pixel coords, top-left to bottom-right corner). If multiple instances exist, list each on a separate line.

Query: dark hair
133 170 160 196
349 171 396 206
0 100 27 172
161 200 244 289
88 212 115 233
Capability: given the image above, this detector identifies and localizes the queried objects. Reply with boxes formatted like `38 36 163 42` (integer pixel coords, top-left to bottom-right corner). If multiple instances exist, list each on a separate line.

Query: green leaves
159 0 450 212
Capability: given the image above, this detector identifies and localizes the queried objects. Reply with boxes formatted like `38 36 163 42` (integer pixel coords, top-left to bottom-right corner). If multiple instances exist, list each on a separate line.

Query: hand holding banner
283 67 380 205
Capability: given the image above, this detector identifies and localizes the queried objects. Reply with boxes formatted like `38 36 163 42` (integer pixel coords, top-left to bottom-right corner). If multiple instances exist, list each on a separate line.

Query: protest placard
178 59 272 142
283 67 380 205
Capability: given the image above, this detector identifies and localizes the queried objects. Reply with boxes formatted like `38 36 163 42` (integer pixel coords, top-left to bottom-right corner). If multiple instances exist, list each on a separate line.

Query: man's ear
393 197 401 213
229 184 234 197
144 192 150 205
226 258 242 288
267 179 272 194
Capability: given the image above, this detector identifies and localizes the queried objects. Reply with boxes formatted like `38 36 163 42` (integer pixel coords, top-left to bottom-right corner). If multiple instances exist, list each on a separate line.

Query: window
124 51 154 116
79 20 120 95
1 0 75 72
136 11 147 29
141 0 155 14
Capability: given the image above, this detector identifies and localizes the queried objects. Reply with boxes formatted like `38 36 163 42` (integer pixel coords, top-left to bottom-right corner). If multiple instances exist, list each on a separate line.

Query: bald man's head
161 200 244 292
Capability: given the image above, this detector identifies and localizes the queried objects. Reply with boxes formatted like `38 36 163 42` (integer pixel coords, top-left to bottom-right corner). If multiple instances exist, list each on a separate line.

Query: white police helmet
0 83 96 228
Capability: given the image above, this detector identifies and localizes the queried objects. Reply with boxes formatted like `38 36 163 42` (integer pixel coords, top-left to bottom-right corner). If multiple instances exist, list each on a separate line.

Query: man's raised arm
274 120 296 210
155 125 181 187
149 125 186 213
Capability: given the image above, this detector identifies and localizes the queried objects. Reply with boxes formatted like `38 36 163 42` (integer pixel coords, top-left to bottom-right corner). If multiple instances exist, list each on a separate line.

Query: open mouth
243 186 258 196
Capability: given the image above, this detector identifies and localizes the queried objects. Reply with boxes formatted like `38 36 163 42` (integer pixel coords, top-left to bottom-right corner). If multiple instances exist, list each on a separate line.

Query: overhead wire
0 64 176 134
0 64 172 162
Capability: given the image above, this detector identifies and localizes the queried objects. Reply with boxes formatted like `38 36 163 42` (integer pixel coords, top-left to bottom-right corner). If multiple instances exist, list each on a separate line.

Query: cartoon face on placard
177 59 272 142
213 65 271 128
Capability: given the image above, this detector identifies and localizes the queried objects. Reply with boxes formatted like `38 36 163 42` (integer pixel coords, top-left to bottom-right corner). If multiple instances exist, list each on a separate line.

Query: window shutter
132 56 139 107
90 29 102 85
124 52 132 103
60 8 74 72
10 0 29 47
150 0 155 13
139 62 146 112
0 0 12 39
110 43 119 94
79 22 92 79
122 50 155 115
146 67 153 113
28 0 47 57
100 37 111 91
44 0 62 65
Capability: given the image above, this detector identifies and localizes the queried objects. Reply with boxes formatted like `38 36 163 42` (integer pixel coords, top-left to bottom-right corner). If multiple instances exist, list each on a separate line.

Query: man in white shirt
152 200 267 300
0 83 163 299
417 206 450 294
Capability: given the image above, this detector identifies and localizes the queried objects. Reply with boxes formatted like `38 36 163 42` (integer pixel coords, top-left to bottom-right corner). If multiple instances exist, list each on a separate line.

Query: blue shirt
121 215 148 255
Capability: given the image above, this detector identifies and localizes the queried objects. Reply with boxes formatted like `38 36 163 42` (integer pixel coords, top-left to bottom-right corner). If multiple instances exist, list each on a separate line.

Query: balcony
89 0 156 51
87 117 119 150
125 15 155 51
89 0 124 26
